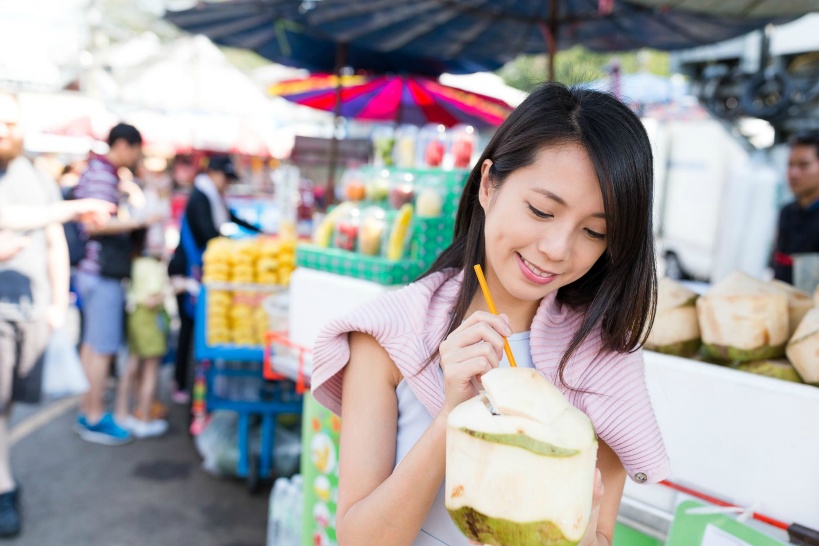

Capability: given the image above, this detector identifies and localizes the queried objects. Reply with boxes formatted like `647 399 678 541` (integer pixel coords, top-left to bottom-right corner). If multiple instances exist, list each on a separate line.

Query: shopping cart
193 283 303 492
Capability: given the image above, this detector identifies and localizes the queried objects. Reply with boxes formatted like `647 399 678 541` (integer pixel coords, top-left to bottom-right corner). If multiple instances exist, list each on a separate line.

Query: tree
498 47 670 91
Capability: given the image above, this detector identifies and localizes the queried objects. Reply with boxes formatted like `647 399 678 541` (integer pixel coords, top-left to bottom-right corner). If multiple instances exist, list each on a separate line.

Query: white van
645 115 785 283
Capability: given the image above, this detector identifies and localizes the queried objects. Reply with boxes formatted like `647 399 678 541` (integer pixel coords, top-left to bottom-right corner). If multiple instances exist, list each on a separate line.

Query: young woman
311 83 670 546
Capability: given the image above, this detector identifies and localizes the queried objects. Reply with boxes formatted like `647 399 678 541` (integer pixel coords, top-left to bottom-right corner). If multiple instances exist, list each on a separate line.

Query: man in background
73 123 159 445
772 132 819 284
0 91 68 537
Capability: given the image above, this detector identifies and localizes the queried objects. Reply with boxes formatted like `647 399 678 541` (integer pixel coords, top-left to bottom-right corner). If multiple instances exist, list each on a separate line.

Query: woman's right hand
438 311 512 415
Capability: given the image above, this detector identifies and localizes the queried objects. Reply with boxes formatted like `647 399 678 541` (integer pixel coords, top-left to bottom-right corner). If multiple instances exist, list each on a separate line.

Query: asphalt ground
4 395 270 546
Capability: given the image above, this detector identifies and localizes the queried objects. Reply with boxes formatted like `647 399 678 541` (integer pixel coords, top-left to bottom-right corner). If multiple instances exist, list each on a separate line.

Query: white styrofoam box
288 268 401 349
623 351 819 531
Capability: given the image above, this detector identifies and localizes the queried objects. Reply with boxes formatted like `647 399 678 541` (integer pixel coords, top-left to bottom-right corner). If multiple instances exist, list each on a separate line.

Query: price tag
702 524 755 546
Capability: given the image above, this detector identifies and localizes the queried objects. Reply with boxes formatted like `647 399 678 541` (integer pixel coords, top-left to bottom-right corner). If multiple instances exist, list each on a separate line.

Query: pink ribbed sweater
311 269 671 484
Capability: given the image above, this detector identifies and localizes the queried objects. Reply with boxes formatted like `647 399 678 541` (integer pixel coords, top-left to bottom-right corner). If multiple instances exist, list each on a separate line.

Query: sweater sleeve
311 287 429 416
573 348 671 485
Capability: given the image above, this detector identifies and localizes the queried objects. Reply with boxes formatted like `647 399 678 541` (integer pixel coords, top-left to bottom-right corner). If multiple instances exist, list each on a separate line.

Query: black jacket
772 200 819 283
168 188 260 277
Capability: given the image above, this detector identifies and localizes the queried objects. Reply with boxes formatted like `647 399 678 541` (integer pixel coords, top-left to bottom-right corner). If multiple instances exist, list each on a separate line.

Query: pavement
4 394 270 546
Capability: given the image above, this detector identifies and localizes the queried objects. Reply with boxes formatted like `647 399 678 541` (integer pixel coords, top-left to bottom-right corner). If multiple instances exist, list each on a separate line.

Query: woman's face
479 144 608 305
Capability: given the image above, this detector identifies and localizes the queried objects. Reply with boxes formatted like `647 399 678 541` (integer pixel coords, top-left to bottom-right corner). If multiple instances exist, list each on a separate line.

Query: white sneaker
127 418 169 439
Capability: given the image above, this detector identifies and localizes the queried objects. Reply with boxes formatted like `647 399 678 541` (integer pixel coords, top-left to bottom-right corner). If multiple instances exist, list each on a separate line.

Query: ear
478 159 494 212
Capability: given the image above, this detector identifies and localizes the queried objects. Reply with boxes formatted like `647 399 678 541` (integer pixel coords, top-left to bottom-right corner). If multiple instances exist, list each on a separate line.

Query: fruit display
733 359 804 383
333 208 360 252
425 140 445 167
646 271 819 388
697 271 789 361
645 278 700 357
415 188 443 218
202 236 296 287
446 368 597 546
451 136 474 169
388 179 415 209
205 289 232 346
386 204 413 260
313 202 355 248
357 207 387 256
365 175 389 202
785 307 819 383
393 125 418 168
372 126 395 167
202 236 296 347
767 280 813 337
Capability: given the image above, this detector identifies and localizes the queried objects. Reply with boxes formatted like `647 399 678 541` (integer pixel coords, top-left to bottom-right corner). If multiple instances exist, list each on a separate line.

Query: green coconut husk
733 360 803 383
701 342 786 362
448 506 577 546
649 338 701 358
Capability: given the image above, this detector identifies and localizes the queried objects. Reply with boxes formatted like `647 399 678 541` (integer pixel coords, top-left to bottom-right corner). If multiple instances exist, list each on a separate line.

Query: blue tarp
165 1 796 75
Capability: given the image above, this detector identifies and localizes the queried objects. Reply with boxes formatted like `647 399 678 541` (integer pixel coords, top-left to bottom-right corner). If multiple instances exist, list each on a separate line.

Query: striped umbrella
269 73 513 128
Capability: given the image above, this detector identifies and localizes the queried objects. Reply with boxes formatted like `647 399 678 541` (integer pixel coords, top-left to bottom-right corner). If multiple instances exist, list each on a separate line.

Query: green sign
667 501 787 546
300 393 341 546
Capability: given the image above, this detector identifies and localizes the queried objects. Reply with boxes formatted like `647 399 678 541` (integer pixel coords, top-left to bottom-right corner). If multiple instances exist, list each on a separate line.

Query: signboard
666 501 786 546
300 393 341 546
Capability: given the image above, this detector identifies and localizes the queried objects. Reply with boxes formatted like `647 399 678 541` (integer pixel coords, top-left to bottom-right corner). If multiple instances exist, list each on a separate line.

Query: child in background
115 246 171 438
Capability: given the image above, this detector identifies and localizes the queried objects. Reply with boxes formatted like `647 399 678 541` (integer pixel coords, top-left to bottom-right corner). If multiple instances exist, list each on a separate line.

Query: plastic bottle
290 475 304 545
267 477 289 546
281 477 302 546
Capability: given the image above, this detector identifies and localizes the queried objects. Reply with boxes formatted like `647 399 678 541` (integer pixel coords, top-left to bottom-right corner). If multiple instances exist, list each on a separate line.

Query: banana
387 204 413 260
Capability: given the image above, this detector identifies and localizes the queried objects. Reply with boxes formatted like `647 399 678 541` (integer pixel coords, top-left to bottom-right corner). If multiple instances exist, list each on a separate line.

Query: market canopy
167 0 800 82
164 0 488 76
291 0 798 71
624 0 819 17
270 73 514 128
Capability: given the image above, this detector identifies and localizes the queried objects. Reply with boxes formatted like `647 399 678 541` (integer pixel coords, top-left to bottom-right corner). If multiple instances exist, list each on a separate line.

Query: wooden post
325 42 347 207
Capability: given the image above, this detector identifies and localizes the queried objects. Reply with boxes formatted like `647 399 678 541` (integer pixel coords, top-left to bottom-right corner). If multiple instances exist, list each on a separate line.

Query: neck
798 191 819 209
105 152 119 168
469 267 541 333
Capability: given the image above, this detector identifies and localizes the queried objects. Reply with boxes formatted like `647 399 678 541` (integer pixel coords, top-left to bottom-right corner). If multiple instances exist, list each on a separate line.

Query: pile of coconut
645 271 818 386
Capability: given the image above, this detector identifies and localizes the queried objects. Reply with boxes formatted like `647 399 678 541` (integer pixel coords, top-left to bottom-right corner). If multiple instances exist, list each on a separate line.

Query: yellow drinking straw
473 264 517 368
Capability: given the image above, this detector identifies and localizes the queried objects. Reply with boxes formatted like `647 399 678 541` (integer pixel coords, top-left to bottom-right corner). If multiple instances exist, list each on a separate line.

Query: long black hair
421 82 657 388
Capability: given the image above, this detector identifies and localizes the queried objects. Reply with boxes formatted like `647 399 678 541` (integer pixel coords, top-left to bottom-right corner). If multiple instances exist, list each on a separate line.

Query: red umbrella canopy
270 74 513 128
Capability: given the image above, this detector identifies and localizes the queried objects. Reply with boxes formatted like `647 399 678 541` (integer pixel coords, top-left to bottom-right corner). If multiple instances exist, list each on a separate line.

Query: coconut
445 368 598 546
786 307 819 384
697 271 789 361
645 278 700 357
766 280 814 338
733 359 803 383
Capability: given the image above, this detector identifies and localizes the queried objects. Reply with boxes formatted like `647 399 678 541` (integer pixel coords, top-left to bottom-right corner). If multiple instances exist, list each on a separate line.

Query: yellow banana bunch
387 204 413 260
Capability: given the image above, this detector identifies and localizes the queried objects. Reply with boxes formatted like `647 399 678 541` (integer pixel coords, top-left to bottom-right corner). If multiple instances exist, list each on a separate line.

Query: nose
537 222 572 263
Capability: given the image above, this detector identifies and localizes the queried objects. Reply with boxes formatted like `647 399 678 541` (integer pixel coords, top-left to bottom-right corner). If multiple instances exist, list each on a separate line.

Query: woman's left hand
578 468 606 546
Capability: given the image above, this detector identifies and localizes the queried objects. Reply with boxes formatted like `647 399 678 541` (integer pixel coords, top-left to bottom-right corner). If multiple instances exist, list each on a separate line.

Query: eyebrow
531 188 606 219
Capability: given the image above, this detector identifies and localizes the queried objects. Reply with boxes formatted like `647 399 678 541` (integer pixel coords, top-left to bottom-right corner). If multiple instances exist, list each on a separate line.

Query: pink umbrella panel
270 74 513 128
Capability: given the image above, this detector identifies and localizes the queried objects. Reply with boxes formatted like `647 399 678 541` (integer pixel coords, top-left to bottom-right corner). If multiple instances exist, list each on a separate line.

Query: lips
516 252 557 285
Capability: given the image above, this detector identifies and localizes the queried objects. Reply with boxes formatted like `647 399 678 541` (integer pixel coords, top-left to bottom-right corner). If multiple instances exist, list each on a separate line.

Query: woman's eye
527 204 552 219
585 229 606 240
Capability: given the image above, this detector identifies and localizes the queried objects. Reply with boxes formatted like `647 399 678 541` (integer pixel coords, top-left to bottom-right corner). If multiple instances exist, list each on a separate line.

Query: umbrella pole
326 42 347 208
540 0 560 81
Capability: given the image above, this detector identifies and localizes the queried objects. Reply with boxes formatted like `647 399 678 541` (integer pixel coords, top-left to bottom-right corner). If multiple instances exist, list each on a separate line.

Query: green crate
298 167 467 285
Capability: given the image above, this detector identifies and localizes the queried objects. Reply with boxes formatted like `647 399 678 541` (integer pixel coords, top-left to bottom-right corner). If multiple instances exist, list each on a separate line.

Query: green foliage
498 47 670 91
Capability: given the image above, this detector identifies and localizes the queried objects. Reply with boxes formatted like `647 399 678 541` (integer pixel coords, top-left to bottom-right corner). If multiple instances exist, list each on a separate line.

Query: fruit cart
190 234 301 491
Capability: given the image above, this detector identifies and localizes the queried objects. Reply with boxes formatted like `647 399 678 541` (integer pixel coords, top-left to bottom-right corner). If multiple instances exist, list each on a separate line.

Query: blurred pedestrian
73 123 161 445
0 90 68 537
772 131 819 283
168 154 259 402
114 240 170 439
